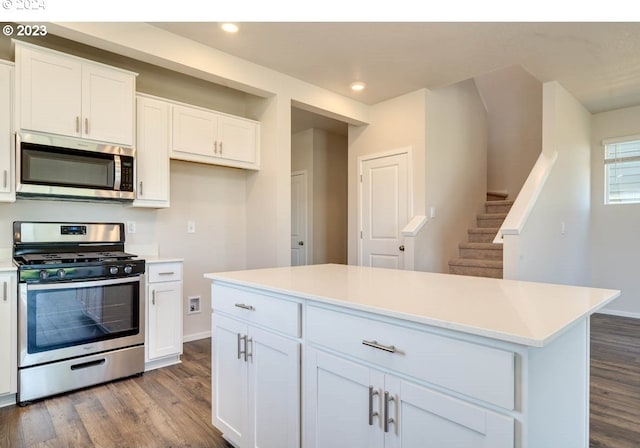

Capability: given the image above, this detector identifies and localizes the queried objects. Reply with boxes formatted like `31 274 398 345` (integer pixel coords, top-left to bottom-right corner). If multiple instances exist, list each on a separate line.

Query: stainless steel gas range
13 221 146 405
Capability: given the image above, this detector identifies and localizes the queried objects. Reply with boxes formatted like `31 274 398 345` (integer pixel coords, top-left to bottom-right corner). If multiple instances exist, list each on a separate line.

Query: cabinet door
81 64 135 145
134 96 170 207
305 349 383 448
147 281 183 360
17 46 82 138
0 274 16 395
172 105 217 157
218 115 257 164
213 314 248 448
384 376 514 448
0 63 13 200
249 326 300 448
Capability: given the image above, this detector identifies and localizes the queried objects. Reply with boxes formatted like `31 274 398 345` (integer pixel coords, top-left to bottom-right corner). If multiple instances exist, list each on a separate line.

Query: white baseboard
0 393 16 408
183 330 212 343
595 308 640 319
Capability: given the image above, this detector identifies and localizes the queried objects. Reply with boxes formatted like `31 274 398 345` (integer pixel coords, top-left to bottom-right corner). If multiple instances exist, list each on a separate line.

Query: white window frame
603 134 640 205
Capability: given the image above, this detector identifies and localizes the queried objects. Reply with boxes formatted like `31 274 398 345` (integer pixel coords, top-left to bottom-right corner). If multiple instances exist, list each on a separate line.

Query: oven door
18 276 144 368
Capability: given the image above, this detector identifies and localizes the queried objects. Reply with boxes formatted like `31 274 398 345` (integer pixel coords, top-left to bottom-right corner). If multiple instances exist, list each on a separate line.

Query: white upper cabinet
171 103 260 170
15 42 136 146
0 61 14 202
134 95 170 208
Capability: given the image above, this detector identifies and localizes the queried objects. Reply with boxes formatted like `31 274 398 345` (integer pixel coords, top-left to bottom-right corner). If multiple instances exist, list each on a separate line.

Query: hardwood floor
590 313 640 448
0 315 639 447
0 339 232 448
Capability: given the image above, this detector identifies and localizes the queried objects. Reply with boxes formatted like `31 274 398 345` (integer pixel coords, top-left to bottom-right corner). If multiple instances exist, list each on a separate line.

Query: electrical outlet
126 221 136 234
187 221 196 233
188 296 201 314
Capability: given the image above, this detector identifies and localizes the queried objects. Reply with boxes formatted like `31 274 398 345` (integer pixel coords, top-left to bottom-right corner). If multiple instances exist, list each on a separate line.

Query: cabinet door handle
2 170 6 189
234 303 255 311
75 116 80 133
368 386 379 426
152 290 156 305
362 339 397 353
246 337 253 362
2 281 6 301
214 141 218 154
139 181 143 196
384 391 395 433
237 333 248 361
85 118 89 134
219 141 223 154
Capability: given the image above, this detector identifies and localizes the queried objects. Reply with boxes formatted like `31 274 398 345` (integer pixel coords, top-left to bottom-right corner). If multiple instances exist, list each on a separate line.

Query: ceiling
151 22 640 117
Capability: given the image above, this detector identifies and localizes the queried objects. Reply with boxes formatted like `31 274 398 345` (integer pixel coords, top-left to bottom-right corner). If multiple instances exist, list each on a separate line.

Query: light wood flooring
590 313 640 447
0 314 639 447
0 338 232 448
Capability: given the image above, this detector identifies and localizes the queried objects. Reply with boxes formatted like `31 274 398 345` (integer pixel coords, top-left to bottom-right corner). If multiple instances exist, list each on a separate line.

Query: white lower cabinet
145 261 183 370
213 313 300 448
212 284 301 448
305 349 513 448
0 272 17 407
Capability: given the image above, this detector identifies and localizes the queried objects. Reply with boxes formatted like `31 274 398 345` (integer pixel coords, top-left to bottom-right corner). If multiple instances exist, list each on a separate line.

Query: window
604 136 640 204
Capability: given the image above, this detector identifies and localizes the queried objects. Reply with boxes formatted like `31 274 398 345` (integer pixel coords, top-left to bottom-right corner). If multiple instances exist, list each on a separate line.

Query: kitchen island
205 264 620 448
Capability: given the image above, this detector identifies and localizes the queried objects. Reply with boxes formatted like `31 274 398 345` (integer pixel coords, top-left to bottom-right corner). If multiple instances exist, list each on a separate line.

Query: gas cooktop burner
17 251 136 265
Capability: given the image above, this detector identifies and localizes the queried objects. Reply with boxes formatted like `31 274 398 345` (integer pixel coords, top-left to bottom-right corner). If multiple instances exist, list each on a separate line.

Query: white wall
591 105 640 316
348 89 427 265
0 161 247 339
474 65 542 199
416 79 488 273
505 82 591 285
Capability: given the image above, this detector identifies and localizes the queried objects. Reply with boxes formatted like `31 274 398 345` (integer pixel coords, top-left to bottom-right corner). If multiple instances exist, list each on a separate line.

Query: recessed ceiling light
221 23 239 33
350 82 366 92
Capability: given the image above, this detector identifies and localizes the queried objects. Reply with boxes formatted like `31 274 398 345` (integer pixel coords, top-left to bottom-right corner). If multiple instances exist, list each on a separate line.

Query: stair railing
494 150 558 278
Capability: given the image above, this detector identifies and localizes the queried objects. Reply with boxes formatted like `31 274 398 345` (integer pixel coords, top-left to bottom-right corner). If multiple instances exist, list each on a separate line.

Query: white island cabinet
205 264 620 448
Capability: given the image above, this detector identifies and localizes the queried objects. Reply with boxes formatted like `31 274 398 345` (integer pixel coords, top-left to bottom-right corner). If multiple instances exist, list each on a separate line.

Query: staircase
448 199 514 279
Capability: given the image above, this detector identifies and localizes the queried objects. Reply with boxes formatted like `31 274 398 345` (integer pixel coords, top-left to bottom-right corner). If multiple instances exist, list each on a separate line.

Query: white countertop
205 264 620 347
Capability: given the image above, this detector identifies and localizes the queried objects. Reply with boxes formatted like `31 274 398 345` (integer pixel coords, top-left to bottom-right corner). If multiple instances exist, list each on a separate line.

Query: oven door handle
25 276 141 291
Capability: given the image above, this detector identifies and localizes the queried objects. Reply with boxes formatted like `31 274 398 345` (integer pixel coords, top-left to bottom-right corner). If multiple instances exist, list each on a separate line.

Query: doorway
291 107 348 265
291 170 308 266
358 150 410 269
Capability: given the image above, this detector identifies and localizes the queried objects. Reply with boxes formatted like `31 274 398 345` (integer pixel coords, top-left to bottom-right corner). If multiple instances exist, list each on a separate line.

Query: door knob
298 241 304 246
399 245 405 252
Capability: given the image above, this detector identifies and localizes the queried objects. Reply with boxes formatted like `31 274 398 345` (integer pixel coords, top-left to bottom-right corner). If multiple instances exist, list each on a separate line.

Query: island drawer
147 262 183 283
306 305 515 410
212 283 301 337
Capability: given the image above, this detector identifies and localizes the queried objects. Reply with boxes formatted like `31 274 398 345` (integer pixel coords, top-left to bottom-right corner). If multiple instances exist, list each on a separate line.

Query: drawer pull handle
158 272 175 276
362 339 396 353
368 386 379 426
235 303 255 311
384 391 395 433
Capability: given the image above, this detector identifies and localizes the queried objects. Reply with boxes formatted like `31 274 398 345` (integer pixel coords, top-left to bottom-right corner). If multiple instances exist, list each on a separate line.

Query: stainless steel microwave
16 132 135 201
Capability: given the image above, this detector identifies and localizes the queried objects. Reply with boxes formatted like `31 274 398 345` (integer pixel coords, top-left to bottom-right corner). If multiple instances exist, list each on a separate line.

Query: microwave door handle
114 155 122 190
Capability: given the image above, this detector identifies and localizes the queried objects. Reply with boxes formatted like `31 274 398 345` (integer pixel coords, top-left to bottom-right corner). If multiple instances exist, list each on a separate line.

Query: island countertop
204 263 620 347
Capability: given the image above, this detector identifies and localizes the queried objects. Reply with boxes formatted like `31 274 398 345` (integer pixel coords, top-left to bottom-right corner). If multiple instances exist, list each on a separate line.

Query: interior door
291 171 308 266
360 152 409 269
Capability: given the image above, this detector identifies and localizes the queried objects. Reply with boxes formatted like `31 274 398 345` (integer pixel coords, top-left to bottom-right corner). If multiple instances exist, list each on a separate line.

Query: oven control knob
39 270 49 280
56 269 66 279
109 266 119 275
124 265 133 274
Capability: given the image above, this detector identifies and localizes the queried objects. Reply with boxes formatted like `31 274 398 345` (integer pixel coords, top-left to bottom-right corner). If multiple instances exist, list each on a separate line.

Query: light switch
187 221 196 233
127 221 136 234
